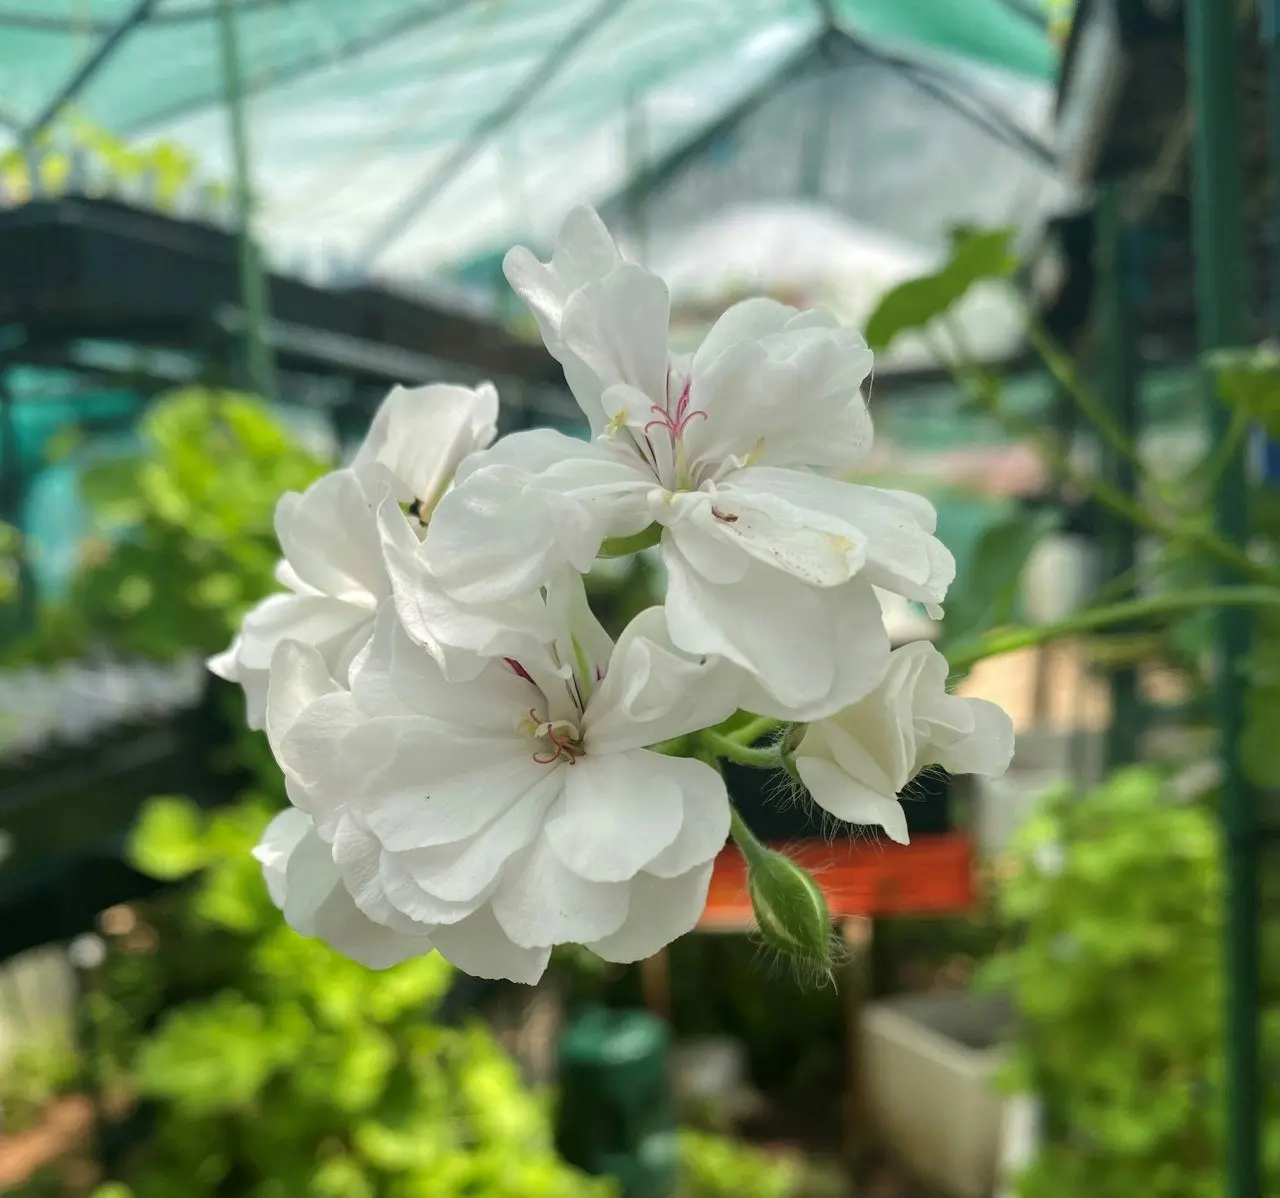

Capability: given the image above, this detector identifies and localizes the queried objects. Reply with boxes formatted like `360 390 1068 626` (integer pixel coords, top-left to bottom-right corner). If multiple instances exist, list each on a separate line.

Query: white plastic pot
1021 533 1101 625
859 991 1013 1198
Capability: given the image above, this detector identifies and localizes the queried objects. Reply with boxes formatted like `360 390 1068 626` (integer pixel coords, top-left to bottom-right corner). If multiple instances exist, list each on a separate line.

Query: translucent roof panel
0 0 1059 282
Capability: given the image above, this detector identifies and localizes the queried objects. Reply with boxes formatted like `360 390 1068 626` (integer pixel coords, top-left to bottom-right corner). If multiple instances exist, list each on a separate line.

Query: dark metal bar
19 0 157 146
1097 184 1142 768
351 0 628 275
215 0 276 399
1185 3 1259 1196
834 31 1056 168
126 0 477 135
1264 0 1280 335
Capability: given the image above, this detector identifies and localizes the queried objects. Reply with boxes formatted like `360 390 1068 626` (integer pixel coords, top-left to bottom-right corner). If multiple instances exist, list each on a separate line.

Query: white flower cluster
212 206 1015 984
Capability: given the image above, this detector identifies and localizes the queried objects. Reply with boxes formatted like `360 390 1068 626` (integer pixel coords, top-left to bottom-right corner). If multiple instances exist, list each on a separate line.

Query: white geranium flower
209 381 504 727
421 206 953 719
792 640 1015 845
260 575 740 985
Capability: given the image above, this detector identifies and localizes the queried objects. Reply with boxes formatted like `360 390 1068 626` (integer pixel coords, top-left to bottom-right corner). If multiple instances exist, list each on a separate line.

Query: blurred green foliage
10 387 326 664
57 792 615 1198
981 766 1280 1197
0 111 226 210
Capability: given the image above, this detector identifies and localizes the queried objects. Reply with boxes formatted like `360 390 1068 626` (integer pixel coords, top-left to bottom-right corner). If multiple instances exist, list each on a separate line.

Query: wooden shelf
697 832 976 931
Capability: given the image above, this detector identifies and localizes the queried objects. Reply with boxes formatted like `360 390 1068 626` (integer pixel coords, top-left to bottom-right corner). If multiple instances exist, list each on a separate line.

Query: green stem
729 715 781 746
728 806 763 860
945 585 1280 673
1026 319 1160 491
1200 407 1251 493
599 524 662 557
944 350 1276 586
702 730 781 769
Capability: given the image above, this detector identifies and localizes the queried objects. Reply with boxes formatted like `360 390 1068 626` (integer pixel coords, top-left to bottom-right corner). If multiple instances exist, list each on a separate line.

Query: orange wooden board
697 833 976 930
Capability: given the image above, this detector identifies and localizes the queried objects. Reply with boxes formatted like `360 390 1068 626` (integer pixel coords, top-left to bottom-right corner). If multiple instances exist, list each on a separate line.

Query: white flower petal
236 593 370 670
730 467 954 606
253 808 313 908
280 822 435 969
423 438 651 604
583 864 715 964
396 769 564 901
503 206 622 353
662 537 836 712
688 297 811 374
543 749 684 883
640 755 731 878
431 906 552 985
795 756 911 845
357 748 552 851
352 603 538 734
329 812 455 932
683 320 873 474
376 495 553 678
351 381 498 506
274 470 388 600
584 607 741 753
929 697 1015 779
559 263 671 411
492 836 630 948
671 484 867 589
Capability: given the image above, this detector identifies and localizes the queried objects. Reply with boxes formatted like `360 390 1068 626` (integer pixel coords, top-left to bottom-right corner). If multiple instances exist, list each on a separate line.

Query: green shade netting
0 0 1060 281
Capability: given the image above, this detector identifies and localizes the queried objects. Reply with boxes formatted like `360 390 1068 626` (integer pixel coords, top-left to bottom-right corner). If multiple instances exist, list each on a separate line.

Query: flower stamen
525 710 585 766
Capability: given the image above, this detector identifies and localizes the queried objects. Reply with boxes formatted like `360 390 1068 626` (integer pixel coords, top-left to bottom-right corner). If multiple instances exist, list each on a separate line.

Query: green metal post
1185 3 1259 1196
1096 185 1142 768
555 1006 678 1198
215 0 276 399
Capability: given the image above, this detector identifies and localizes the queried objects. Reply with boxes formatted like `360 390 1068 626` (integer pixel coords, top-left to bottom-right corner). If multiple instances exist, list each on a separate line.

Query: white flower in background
260 574 740 984
792 640 1014 845
209 382 502 727
422 206 953 719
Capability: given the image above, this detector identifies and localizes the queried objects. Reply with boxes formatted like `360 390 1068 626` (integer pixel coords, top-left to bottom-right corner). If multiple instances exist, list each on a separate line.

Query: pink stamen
505 658 535 685
643 376 707 443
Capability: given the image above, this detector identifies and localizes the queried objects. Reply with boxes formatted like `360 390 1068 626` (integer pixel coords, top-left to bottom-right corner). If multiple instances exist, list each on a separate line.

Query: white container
1021 533 1101 625
860 991 1013 1198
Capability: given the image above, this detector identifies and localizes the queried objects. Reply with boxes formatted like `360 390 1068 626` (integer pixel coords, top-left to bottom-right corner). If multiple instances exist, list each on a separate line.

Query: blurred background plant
979 765 1280 1197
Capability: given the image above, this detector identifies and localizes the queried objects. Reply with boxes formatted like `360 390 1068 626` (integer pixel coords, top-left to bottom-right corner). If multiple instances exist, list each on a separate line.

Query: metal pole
1264 0 1280 334
1096 184 1142 768
20 0 157 147
215 0 275 399
1185 3 1259 1195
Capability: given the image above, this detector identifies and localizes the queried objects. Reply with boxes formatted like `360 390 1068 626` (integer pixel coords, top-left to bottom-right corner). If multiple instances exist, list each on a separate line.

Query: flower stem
945 585 1280 673
702 730 781 769
935 331 1278 587
728 805 763 860
599 524 663 557
729 715 781 746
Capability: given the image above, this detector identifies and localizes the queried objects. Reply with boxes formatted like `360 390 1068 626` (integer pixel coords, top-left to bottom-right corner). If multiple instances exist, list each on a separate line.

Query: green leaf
127 795 209 880
1207 344 1280 436
942 504 1060 648
864 226 1019 352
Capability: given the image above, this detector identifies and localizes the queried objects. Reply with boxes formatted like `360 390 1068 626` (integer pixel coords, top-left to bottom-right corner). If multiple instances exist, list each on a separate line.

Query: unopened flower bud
731 809 832 968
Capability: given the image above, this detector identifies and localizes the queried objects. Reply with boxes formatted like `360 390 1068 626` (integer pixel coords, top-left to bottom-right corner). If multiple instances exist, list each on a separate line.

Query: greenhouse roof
0 1 1065 288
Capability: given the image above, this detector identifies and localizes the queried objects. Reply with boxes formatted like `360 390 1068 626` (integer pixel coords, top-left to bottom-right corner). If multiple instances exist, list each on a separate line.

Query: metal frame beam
1185 3 1258 1197
351 0 629 276
594 38 821 226
835 31 1056 168
0 0 279 31
126 0 478 135
19 0 157 147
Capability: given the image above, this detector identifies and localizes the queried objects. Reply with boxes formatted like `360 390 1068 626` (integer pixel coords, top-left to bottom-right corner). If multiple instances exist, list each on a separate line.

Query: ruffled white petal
351 381 497 507
584 863 715 964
